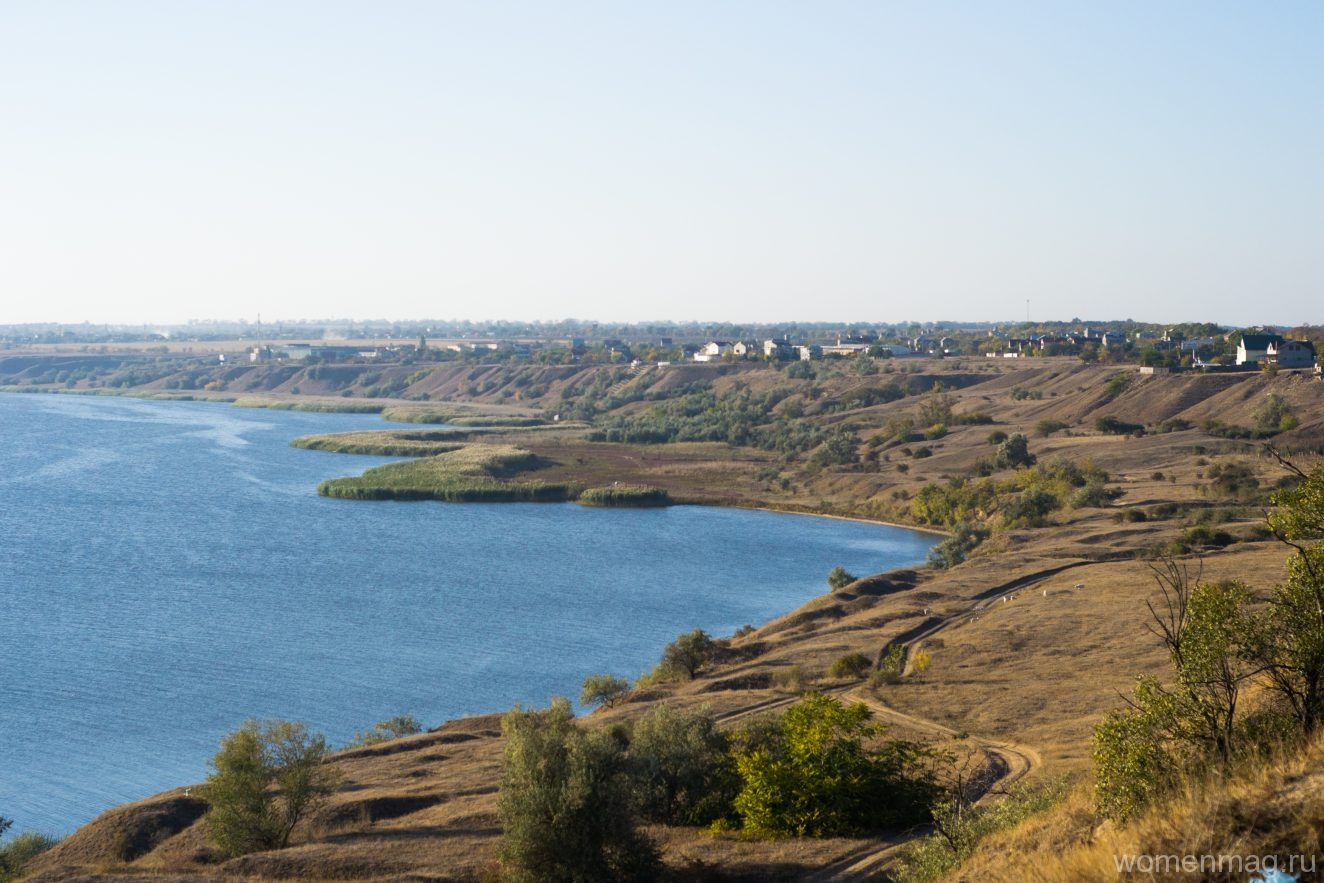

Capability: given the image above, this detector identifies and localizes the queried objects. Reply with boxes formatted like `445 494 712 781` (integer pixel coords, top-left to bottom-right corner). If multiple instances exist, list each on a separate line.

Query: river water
0 392 935 834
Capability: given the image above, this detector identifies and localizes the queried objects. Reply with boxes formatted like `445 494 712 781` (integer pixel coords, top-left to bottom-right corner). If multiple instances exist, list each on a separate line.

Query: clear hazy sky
1 2 1319 326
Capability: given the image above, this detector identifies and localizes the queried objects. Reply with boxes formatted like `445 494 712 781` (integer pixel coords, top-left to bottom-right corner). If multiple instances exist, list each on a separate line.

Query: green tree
927 524 988 569
827 565 858 590
732 694 935 837
1261 458 1324 733
660 628 716 680
580 674 631 709
498 699 658 882
918 382 954 426
1092 562 1257 820
204 720 339 856
626 704 737 825
993 434 1035 469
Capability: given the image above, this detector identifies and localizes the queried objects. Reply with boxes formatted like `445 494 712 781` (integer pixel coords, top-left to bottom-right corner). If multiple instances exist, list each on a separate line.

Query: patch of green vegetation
380 406 546 427
576 485 671 507
233 397 386 413
347 714 423 748
911 459 1114 530
892 780 1069 883
292 430 469 457
317 444 574 502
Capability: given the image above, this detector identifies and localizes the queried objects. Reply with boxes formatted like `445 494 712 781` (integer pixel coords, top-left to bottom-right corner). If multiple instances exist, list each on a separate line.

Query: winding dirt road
715 564 1077 881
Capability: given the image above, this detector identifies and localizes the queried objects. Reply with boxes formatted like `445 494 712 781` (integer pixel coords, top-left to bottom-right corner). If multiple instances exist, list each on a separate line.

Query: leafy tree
1253 393 1295 435
732 693 936 837
917 382 954 427
498 699 659 882
811 428 860 468
927 524 988 569
660 628 715 680
1261 458 1324 733
204 719 339 856
993 434 1035 469
581 674 631 709
626 705 737 825
827 566 858 590
1092 563 1257 820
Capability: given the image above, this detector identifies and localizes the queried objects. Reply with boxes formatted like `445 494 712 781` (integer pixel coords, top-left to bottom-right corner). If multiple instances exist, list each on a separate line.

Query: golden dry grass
22 359 1324 881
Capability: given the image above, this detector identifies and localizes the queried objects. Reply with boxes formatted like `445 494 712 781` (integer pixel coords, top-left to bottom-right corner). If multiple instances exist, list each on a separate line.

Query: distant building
794 344 822 361
763 338 794 360
1266 339 1315 369
693 340 733 362
1237 333 1286 365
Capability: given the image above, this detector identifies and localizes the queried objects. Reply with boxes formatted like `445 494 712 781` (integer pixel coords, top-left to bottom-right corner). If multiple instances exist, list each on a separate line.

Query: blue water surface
0 393 935 834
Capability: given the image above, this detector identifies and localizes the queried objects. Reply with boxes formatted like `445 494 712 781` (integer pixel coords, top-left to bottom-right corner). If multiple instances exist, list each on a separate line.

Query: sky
0 1 1320 327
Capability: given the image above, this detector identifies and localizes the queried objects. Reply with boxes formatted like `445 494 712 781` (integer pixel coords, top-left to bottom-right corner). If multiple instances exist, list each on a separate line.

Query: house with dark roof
1267 339 1316 369
1236 333 1285 366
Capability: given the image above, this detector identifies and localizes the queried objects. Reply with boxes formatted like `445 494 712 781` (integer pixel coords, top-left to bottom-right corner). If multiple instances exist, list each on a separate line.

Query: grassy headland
317 444 574 502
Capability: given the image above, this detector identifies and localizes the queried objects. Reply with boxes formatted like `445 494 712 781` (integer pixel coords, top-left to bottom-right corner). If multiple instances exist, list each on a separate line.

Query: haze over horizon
2 2 1319 328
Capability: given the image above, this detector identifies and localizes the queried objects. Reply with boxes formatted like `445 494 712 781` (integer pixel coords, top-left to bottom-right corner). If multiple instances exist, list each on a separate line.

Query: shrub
1095 415 1143 435
892 780 1068 883
348 714 422 747
927 524 989 569
923 423 948 441
986 430 1008 445
1253 393 1294 435
499 699 659 882
0 830 59 879
1001 488 1057 528
626 705 738 826
1034 419 1067 437
829 652 873 679
827 566 858 590
577 485 671 507
580 674 631 709
771 665 813 693
204 720 339 856
993 434 1035 469
731 694 936 837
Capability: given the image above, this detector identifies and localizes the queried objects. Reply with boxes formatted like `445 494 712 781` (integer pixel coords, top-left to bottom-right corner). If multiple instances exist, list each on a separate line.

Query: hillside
11 356 1324 881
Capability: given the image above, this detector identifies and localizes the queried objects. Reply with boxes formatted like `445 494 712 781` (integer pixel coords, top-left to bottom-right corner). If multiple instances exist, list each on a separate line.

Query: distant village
236 326 1318 376
2 320 1320 376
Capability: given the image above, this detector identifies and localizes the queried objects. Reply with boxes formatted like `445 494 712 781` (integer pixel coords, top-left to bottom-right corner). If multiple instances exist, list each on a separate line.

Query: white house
693 340 733 363
1237 334 1285 365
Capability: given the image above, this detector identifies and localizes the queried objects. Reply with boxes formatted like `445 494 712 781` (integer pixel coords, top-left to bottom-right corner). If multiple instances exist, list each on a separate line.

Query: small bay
0 393 936 834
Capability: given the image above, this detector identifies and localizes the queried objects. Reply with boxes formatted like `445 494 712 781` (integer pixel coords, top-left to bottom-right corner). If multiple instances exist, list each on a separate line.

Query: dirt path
734 564 1071 882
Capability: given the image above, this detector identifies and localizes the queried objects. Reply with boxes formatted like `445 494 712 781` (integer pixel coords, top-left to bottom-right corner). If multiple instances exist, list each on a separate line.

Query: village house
693 340 733 362
763 338 794 359
1266 339 1315 369
1236 333 1285 365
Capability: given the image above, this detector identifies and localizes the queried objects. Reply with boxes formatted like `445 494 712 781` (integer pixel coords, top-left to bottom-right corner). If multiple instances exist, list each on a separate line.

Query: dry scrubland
14 357 1324 882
